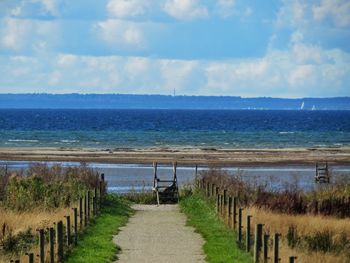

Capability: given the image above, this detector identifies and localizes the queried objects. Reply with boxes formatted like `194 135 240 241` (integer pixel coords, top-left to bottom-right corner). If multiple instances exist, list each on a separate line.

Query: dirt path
113 204 205 263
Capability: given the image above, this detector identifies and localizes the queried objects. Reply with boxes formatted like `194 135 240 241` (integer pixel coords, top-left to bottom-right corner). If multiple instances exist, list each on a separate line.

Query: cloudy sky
0 0 349 97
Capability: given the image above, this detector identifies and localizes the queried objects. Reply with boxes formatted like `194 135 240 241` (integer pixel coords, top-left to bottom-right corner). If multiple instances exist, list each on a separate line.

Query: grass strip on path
66 194 132 263
180 192 253 263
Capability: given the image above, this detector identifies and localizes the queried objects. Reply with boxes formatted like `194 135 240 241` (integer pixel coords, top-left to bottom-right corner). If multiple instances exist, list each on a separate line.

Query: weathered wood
79 197 83 227
220 194 224 216
49 227 55 263
65 215 71 246
289 256 297 263
87 191 91 221
263 234 269 263
246 215 252 252
273 233 280 263
238 208 243 244
84 195 88 226
72 208 78 245
227 196 232 226
94 187 98 214
216 194 220 213
38 228 45 263
233 197 237 228
26 253 34 263
254 224 263 262
56 221 64 263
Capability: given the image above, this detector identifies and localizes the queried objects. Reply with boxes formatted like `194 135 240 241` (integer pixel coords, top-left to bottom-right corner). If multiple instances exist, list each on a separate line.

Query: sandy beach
0 147 350 166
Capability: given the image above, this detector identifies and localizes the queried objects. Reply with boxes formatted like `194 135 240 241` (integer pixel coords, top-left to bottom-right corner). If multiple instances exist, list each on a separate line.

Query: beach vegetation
200 169 350 263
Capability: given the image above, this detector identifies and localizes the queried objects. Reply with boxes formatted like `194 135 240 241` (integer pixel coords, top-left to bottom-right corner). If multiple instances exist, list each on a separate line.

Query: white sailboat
312 105 316 111
300 101 305 110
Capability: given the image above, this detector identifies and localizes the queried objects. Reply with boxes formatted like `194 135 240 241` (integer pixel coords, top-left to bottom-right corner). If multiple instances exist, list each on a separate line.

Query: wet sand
0 147 349 166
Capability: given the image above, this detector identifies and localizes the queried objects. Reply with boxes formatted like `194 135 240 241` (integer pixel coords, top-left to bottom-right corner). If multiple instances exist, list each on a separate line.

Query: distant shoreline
0 147 349 166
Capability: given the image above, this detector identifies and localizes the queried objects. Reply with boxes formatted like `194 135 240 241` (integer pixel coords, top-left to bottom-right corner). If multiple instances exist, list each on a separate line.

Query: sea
1 109 350 192
0 109 349 149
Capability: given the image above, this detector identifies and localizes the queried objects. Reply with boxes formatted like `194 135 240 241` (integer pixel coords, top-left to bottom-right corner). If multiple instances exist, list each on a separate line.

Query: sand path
113 204 205 263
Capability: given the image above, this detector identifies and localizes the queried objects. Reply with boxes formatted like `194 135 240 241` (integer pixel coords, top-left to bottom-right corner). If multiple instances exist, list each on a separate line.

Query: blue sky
0 0 349 97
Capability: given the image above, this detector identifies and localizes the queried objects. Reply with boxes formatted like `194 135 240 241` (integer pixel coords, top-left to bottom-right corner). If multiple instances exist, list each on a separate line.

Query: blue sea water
0 109 349 148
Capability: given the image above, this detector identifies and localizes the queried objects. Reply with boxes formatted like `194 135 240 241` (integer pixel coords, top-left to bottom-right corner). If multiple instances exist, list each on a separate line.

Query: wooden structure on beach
153 162 179 205
315 162 330 183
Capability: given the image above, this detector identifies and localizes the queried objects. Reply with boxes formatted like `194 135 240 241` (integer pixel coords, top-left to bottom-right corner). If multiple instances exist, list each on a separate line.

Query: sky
0 0 349 98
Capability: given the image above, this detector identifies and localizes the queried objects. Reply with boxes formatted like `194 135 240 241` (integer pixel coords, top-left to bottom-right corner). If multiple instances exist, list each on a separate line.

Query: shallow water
1 160 349 193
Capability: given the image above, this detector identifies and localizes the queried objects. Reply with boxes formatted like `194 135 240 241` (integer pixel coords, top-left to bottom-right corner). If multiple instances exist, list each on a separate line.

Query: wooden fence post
233 196 237 228
94 187 98 214
263 234 269 263
25 253 34 263
65 215 71 246
246 215 252 252
254 224 263 263
227 196 232 226
79 197 83 227
223 189 227 213
49 227 55 263
84 195 88 226
72 208 78 245
56 221 64 263
37 228 45 263
87 191 91 221
216 194 220 213
273 233 281 263
220 194 224 216
238 208 243 244
289 256 297 263
100 173 105 204
211 184 215 196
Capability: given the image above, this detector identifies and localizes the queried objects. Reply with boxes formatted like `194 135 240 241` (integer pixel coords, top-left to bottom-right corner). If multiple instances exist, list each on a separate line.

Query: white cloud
40 0 58 16
163 0 209 20
312 0 350 27
107 0 149 18
48 70 61 85
1 46 350 97
1 18 31 50
58 54 77 66
292 44 323 64
0 17 59 53
288 65 314 87
95 19 144 47
216 0 235 17
276 0 308 28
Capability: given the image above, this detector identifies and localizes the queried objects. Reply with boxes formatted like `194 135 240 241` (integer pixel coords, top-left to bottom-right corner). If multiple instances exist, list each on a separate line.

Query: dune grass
180 192 252 263
66 194 132 263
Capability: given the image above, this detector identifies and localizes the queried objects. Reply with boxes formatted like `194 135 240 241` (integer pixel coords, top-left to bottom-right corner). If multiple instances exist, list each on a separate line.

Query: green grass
66 194 132 263
180 192 253 263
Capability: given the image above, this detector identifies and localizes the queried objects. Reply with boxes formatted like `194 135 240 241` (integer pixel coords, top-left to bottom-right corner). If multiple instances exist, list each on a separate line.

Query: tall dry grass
242 206 350 263
0 204 77 263
0 163 103 262
200 168 350 262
